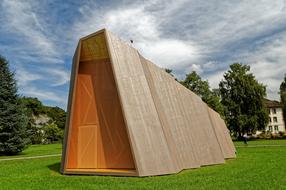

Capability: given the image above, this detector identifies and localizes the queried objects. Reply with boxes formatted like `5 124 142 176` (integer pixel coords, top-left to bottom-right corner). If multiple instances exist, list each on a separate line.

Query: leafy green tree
20 96 66 144
280 74 286 123
219 63 268 138
20 97 44 144
21 97 45 116
43 123 63 143
45 106 66 129
181 71 224 116
28 126 45 144
0 56 30 154
21 97 66 129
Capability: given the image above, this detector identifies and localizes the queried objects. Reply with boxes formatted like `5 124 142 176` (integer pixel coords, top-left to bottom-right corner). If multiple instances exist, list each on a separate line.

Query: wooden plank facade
61 29 236 177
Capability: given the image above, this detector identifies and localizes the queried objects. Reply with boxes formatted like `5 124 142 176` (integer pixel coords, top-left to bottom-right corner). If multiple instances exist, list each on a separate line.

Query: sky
0 0 286 109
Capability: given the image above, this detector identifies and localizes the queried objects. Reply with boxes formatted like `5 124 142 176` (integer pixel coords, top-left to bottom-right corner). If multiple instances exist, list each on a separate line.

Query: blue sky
1 0 286 109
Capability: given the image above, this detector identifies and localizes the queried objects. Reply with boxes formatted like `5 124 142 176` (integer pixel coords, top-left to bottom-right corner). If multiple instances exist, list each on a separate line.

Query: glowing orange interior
66 33 135 172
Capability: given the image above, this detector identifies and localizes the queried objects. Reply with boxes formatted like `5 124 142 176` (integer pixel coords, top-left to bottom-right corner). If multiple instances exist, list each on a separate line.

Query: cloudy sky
1 0 286 109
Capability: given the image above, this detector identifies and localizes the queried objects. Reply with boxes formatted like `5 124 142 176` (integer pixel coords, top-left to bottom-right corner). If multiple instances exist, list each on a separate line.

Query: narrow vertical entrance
65 32 136 175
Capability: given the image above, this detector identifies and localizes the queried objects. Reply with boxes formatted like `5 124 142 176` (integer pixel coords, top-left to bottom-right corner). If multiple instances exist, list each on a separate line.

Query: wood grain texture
105 30 176 176
62 31 135 175
61 42 81 172
207 107 236 159
140 56 225 169
80 32 109 61
62 29 236 177
70 60 135 169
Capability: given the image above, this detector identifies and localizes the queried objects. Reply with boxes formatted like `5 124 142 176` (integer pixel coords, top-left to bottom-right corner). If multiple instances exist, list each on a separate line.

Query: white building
265 99 285 133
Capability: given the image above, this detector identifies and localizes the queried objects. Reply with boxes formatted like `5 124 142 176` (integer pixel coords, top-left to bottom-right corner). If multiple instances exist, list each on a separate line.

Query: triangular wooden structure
61 29 236 177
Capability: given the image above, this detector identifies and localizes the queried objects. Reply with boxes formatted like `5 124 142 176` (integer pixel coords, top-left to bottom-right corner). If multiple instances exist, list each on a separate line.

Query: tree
0 56 30 154
20 97 46 144
20 97 66 143
45 106 66 129
21 97 45 116
43 123 63 143
181 71 224 116
21 97 66 129
219 63 268 138
280 74 286 123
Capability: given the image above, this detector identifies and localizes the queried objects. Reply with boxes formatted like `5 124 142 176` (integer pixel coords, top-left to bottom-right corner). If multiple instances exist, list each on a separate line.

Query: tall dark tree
219 63 268 138
280 74 286 123
0 56 30 154
181 71 224 116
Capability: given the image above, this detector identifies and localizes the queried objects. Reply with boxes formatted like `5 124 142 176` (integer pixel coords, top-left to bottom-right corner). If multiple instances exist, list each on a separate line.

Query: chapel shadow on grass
48 162 61 174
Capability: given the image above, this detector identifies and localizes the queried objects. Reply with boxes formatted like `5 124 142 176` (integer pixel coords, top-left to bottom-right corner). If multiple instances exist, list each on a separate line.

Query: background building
265 99 285 133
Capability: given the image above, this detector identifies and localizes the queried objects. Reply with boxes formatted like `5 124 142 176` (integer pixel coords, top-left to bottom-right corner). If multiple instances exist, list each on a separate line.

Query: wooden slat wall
105 30 228 176
105 31 177 176
207 108 236 158
140 56 199 170
61 42 81 172
141 57 225 169
62 29 236 176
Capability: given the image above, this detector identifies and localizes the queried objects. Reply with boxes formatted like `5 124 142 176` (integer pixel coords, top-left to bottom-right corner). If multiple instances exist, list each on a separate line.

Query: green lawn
0 143 62 159
0 140 286 190
234 139 286 146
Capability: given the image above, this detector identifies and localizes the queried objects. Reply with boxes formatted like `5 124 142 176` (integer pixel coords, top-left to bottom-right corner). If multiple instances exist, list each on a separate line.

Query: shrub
43 123 63 144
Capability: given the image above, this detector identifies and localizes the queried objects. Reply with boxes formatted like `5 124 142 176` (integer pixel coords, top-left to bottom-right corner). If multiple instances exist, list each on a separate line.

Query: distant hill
20 97 66 128
20 97 66 144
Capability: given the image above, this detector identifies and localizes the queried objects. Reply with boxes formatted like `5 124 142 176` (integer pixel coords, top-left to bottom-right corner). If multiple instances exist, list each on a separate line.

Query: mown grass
234 139 286 146
0 143 62 159
0 140 286 190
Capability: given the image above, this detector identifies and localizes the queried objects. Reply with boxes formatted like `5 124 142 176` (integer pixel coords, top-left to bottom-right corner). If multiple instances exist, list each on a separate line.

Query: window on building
268 109 271 114
274 125 279 131
273 117 278 123
273 108 277 114
269 126 273 131
269 117 272 123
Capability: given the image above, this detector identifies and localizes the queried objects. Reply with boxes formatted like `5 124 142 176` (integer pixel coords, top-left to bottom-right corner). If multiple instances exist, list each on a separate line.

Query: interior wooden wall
65 32 135 170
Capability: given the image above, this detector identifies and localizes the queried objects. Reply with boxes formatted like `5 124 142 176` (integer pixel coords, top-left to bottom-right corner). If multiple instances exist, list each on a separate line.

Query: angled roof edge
103 30 140 175
61 40 82 174
79 28 107 41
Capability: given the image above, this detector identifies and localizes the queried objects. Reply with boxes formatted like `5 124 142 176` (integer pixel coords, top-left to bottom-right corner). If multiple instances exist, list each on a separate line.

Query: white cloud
1 0 61 60
44 68 70 87
15 67 43 87
0 0 69 105
206 71 225 89
73 3 201 69
1 0 286 107
21 87 65 104
72 0 286 101
247 34 286 100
